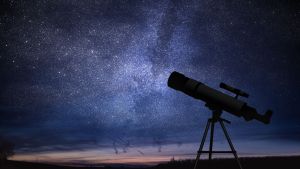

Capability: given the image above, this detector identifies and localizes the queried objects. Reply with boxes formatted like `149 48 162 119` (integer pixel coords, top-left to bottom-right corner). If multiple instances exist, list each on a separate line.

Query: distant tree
0 138 14 162
170 156 175 163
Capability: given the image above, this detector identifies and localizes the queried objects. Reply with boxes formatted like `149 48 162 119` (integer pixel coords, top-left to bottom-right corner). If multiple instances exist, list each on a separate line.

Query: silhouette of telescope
168 71 272 124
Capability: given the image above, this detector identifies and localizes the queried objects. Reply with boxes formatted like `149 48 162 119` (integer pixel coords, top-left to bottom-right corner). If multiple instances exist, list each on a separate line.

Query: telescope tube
168 71 272 124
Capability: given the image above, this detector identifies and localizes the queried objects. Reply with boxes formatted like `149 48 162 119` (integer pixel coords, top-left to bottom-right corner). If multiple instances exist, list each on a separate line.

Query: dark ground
1 156 300 169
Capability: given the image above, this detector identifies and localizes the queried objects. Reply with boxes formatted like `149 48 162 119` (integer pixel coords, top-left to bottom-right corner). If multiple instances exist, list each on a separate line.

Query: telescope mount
193 104 243 169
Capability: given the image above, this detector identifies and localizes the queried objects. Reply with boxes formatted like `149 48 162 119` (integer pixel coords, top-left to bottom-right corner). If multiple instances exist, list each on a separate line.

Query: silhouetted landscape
2 156 300 169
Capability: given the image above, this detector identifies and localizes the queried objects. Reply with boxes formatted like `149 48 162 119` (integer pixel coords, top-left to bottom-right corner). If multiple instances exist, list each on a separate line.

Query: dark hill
152 156 300 169
1 156 300 169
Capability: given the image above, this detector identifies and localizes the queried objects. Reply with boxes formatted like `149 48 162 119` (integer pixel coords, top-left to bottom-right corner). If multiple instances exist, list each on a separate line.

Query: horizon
9 154 300 167
10 141 300 165
1 0 299 166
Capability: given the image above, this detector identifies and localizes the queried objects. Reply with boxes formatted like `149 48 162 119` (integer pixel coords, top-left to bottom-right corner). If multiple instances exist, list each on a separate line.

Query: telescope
168 71 272 124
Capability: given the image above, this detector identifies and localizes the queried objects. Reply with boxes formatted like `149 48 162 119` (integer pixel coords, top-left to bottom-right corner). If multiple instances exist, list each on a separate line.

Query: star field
0 0 299 165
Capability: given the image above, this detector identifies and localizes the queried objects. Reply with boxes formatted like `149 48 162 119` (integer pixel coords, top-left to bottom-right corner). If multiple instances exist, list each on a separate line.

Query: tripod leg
208 121 215 160
219 120 243 169
193 119 211 169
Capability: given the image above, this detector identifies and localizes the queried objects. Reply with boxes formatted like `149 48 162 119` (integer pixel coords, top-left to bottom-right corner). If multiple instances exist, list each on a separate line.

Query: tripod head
205 103 231 124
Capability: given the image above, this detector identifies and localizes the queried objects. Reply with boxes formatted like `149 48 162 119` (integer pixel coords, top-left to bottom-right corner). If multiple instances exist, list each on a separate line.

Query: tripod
193 104 243 169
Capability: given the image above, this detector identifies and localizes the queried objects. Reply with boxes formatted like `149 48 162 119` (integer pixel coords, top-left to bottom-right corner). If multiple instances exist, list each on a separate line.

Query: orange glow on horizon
11 144 195 166
10 142 300 166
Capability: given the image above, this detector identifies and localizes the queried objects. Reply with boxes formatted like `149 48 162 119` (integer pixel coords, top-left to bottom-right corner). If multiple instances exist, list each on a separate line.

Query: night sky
0 0 299 166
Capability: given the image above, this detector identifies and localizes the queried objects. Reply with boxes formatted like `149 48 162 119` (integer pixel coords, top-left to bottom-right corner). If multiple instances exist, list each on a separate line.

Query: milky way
0 0 299 164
